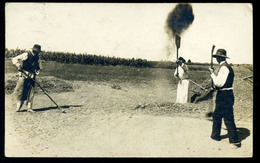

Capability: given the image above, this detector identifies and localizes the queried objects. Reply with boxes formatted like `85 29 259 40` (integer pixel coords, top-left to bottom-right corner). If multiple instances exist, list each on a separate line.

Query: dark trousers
211 90 239 143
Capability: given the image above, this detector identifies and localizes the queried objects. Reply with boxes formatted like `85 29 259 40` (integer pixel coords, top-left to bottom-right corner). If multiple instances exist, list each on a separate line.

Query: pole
206 45 216 118
175 34 181 77
19 70 66 113
176 47 179 76
189 79 206 91
211 45 215 69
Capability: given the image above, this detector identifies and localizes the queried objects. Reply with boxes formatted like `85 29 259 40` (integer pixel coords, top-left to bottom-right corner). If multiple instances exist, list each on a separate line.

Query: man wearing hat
209 49 241 148
174 57 191 103
12 44 42 112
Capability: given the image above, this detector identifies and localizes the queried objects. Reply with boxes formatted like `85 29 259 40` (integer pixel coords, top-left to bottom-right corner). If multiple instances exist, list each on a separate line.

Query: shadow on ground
237 127 251 142
33 105 82 112
220 127 250 142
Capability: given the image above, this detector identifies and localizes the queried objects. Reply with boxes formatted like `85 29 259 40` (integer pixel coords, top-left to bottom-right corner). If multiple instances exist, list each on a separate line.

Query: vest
22 52 40 73
216 62 234 90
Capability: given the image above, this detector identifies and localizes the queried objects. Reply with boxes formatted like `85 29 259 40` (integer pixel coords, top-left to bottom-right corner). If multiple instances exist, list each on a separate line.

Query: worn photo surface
5 3 253 157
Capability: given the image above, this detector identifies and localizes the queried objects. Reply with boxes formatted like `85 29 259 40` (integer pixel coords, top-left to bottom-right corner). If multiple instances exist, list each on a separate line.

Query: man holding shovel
209 49 241 148
12 44 41 112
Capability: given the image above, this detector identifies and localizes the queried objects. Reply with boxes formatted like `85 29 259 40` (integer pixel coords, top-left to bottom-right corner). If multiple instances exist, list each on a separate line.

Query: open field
5 60 253 157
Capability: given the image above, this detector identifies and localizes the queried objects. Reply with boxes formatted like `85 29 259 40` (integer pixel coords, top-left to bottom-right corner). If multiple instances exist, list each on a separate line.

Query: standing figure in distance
12 44 42 112
174 57 191 103
209 49 241 148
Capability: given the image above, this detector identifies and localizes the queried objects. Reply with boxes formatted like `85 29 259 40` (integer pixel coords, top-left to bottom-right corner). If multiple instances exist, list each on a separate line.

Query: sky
5 3 253 64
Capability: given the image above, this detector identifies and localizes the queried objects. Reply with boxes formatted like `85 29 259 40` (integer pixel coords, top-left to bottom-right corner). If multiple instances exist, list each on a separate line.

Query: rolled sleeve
211 66 229 87
12 52 28 68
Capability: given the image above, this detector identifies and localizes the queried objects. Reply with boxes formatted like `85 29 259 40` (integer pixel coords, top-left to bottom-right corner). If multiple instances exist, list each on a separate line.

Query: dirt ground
4 65 253 157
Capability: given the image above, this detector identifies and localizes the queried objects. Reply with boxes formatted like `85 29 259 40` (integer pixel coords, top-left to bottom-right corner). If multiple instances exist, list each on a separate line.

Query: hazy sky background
5 3 253 64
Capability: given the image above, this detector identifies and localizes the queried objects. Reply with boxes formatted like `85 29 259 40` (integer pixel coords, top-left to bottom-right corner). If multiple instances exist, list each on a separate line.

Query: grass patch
5 59 211 90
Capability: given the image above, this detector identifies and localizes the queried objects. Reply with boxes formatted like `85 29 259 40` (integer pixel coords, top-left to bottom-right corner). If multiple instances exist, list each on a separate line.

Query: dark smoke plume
164 3 194 58
166 3 195 36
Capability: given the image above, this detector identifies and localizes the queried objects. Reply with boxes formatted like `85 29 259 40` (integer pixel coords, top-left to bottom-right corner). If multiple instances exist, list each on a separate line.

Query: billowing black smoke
166 3 195 36
164 3 194 58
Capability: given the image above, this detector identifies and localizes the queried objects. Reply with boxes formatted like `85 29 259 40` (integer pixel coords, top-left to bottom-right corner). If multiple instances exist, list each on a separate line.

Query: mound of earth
134 101 211 119
232 65 253 122
5 74 74 95
190 77 213 103
134 64 253 122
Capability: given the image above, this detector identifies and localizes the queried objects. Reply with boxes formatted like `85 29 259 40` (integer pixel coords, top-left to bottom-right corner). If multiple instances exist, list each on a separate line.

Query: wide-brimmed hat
32 44 42 52
213 49 229 58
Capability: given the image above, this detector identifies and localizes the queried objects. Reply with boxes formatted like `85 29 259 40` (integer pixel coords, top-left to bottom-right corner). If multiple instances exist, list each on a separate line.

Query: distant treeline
5 48 212 70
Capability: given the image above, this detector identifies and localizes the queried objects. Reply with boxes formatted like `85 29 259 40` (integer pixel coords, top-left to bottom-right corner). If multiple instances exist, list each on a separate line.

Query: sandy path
5 81 253 157
37 115 252 157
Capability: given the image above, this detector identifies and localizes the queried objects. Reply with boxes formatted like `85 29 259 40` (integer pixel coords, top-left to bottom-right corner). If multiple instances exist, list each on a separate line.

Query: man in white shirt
174 57 190 103
209 49 241 148
12 44 41 112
